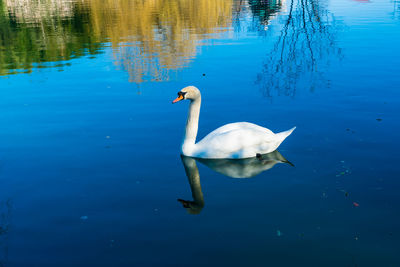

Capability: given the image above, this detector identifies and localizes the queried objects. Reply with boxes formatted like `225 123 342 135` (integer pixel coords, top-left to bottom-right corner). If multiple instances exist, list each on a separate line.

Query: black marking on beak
178 91 187 99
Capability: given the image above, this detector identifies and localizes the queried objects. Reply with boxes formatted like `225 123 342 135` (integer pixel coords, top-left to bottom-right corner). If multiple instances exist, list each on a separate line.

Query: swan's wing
200 122 274 141
194 122 277 158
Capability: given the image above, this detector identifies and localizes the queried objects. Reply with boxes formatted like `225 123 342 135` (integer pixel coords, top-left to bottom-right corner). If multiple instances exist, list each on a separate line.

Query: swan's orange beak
172 95 184 103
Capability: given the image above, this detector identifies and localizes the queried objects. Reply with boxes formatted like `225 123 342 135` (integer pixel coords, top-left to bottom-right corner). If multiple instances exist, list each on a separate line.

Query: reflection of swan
178 156 204 215
173 86 295 159
196 150 293 178
178 151 293 214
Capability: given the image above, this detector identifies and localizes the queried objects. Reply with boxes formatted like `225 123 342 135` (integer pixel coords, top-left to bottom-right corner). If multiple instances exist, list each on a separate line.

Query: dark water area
0 0 399 266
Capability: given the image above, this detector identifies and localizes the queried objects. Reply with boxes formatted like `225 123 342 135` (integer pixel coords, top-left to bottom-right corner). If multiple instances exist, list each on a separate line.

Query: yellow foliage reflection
1 0 233 82
81 0 233 83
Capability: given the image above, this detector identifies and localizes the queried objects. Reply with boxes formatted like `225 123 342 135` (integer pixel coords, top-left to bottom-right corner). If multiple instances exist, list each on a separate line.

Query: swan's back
192 122 294 159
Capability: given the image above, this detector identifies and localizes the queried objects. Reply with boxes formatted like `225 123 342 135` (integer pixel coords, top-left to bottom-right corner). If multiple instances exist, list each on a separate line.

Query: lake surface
0 0 399 266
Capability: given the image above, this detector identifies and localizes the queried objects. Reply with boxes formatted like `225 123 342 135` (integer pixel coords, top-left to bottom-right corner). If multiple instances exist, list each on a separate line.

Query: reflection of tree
256 0 342 96
0 0 105 76
82 0 233 83
249 0 283 28
0 199 12 267
0 0 233 83
233 0 282 33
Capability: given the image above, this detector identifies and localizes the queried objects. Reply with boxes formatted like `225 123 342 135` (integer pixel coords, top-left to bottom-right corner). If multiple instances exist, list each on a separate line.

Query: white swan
172 86 295 159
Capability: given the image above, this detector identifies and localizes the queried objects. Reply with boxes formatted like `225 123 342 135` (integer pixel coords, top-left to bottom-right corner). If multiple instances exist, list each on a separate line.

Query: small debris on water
276 230 282 237
80 216 88 220
353 202 360 207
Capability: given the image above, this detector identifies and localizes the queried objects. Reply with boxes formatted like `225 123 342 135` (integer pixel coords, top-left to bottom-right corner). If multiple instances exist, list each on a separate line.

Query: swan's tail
275 126 296 145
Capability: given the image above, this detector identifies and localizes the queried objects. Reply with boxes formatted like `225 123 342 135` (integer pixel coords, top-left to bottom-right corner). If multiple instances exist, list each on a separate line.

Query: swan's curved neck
182 97 201 153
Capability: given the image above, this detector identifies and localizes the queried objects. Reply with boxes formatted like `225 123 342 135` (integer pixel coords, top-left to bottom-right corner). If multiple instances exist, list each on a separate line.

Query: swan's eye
178 91 187 99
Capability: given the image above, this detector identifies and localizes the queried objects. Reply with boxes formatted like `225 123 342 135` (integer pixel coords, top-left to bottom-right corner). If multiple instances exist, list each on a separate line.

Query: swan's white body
174 86 295 159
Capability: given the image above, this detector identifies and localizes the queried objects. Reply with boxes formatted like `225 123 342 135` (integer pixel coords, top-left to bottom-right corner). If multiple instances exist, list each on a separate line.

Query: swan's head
172 86 201 103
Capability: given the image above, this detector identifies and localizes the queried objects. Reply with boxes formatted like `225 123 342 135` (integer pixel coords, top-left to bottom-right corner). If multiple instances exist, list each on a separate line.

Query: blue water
0 0 399 266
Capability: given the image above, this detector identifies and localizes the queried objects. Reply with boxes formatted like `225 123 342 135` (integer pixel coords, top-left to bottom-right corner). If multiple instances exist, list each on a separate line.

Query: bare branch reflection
256 0 343 97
